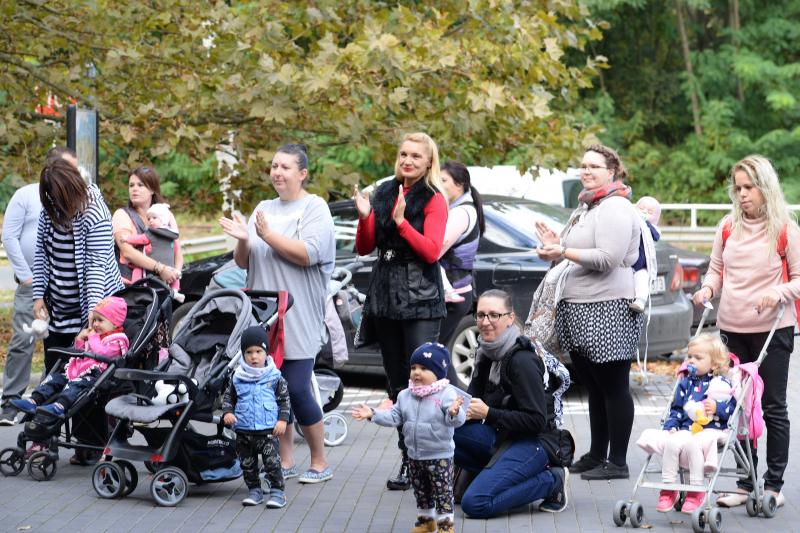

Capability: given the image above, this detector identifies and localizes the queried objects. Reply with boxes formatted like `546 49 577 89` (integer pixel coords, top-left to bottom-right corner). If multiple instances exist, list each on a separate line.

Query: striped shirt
33 184 124 332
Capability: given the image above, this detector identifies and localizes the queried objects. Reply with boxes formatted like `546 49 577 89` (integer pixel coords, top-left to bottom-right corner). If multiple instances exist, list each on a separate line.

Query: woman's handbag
523 259 572 356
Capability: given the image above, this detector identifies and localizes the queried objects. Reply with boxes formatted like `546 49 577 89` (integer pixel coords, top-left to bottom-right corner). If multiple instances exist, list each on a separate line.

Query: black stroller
0 278 173 481
92 289 287 506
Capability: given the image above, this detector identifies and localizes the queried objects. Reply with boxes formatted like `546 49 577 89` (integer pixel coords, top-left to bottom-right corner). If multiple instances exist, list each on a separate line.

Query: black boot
386 455 410 490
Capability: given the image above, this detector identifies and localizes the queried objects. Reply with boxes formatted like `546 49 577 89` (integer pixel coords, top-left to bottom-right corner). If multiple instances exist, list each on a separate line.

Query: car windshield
483 199 569 250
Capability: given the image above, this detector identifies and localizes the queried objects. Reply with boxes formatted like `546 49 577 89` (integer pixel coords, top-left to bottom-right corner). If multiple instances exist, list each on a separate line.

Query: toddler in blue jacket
352 342 466 533
222 326 291 508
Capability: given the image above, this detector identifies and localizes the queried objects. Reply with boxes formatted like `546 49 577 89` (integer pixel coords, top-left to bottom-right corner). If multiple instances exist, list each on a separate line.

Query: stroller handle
244 289 294 311
113 368 199 397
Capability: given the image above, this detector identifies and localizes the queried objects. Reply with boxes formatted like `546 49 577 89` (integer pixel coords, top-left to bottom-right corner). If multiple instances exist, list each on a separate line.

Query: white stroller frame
294 262 363 447
614 303 786 532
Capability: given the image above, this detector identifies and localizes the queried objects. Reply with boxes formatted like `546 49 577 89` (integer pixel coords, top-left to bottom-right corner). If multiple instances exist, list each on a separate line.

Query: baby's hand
704 398 716 416
273 419 287 437
449 395 464 417
76 328 91 342
669 427 677 433
351 403 374 421
223 412 236 426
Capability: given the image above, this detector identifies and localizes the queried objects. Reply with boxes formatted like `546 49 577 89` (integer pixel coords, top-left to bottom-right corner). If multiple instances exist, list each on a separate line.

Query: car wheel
169 301 197 338
447 315 479 390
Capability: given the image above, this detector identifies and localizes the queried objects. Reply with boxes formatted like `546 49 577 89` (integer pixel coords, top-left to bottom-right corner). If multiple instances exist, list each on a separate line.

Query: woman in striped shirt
33 159 124 373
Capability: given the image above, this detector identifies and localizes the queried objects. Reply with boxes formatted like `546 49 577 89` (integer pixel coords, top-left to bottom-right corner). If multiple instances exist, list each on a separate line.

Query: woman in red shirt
353 132 448 490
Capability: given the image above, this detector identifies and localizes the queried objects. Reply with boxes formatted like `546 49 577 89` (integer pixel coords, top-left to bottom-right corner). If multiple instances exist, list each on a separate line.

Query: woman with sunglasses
112 166 183 286
534 144 642 481
453 289 569 518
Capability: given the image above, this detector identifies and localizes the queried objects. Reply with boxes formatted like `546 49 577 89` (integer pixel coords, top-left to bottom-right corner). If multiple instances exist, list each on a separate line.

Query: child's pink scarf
409 378 450 397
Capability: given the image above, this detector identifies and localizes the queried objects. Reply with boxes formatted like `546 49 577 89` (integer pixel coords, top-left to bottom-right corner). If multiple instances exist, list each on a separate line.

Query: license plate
651 276 666 295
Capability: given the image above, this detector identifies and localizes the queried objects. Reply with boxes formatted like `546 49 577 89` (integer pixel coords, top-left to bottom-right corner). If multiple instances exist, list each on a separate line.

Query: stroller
0 278 173 481
613 304 785 532
92 289 285 506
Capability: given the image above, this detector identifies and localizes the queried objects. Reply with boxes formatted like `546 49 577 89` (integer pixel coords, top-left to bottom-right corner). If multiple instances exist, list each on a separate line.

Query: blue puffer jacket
227 363 285 431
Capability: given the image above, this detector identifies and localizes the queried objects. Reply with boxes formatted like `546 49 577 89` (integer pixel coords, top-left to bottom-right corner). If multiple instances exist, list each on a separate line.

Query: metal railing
660 203 800 243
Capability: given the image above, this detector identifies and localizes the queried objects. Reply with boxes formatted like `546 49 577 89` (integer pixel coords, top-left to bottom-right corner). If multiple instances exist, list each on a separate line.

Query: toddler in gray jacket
352 342 466 533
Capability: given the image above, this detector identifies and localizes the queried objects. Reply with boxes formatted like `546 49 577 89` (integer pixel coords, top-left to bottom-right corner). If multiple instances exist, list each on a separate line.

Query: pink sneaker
24 442 45 459
657 490 679 512
681 491 706 513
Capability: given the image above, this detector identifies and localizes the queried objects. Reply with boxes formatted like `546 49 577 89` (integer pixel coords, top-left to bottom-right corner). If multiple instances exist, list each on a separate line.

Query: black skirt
555 299 644 363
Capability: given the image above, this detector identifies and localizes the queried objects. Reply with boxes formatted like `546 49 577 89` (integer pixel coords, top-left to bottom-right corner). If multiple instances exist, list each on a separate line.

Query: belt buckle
383 249 396 261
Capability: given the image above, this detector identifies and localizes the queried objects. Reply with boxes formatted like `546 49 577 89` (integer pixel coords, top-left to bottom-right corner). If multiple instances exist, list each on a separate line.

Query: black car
178 196 693 388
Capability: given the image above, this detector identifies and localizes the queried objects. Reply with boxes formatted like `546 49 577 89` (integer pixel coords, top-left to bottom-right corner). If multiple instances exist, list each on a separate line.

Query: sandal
297 467 333 484
716 491 748 508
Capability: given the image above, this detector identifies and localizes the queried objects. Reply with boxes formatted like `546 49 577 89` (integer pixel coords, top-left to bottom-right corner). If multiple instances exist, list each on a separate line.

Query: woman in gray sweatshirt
535 144 642 481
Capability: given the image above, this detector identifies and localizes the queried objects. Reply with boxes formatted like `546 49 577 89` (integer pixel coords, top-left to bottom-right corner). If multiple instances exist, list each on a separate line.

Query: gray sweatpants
1 282 34 403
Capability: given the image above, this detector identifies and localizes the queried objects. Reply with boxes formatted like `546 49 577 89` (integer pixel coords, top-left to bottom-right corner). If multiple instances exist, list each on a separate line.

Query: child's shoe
242 488 264 506
629 298 646 313
436 518 455 533
445 290 465 303
681 491 705 513
657 489 679 512
37 403 65 418
10 398 38 414
409 516 436 533
266 489 286 509
24 442 45 460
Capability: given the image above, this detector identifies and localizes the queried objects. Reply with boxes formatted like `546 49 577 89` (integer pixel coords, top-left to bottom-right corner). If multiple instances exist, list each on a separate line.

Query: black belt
377 248 417 263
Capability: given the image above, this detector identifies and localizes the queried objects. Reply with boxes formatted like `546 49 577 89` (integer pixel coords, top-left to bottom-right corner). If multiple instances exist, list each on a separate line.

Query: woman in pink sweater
692 155 800 509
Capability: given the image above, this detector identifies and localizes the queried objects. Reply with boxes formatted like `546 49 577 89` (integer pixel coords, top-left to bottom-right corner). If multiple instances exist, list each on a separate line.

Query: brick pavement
2 343 800 532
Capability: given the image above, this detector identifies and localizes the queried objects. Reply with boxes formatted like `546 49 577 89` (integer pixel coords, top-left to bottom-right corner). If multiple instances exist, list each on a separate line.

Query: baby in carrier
123 203 183 300
12 296 129 418
636 333 736 513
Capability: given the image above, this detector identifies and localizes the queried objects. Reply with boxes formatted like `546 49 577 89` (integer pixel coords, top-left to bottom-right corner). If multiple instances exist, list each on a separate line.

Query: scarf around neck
577 180 632 209
476 324 521 385
409 378 450 397
234 357 275 382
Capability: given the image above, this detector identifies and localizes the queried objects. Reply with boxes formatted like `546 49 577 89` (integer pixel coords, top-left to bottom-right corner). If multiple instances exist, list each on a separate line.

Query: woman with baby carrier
692 155 800 508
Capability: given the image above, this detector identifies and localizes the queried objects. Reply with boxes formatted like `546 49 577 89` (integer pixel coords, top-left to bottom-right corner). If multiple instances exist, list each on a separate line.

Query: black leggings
438 293 473 347
375 317 440 453
570 354 634 466
721 326 793 492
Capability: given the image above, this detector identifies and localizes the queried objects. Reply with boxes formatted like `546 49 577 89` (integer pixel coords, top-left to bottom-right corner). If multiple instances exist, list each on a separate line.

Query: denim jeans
454 422 556 519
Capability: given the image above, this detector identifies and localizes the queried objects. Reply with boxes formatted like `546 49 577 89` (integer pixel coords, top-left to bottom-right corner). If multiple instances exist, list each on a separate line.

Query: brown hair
40 158 89 230
44 146 77 167
585 144 629 181
128 166 165 208
688 333 730 376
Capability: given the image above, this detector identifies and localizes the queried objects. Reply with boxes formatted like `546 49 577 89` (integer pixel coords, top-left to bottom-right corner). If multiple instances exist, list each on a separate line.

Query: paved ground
2 343 800 533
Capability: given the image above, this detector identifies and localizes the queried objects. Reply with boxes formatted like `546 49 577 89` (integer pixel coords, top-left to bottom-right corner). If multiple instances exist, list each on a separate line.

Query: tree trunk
675 0 703 138
730 0 744 101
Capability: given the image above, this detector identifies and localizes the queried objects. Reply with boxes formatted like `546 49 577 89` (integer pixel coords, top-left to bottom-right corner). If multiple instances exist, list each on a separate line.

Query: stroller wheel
116 460 138 496
746 495 759 517
92 461 126 499
707 507 722 533
150 466 188 507
27 451 57 481
612 500 628 527
761 492 777 518
691 507 706 533
628 501 644 528
0 447 26 477
322 412 348 447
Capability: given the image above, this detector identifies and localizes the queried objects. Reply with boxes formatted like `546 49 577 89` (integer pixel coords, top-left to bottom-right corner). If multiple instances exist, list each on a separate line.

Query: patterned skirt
555 299 644 364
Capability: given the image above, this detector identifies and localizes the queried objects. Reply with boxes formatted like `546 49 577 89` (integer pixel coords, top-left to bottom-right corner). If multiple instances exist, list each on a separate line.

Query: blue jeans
454 422 556 519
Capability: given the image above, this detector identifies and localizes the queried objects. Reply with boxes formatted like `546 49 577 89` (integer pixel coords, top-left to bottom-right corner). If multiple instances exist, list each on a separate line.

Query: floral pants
408 457 454 515
236 431 283 490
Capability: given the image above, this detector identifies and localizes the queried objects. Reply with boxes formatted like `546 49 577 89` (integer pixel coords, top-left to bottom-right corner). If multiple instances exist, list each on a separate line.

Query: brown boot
409 516 437 533
437 518 455 533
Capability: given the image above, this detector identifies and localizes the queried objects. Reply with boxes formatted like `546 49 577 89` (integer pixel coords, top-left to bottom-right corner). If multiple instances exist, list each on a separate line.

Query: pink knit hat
93 296 128 328
146 203 176 230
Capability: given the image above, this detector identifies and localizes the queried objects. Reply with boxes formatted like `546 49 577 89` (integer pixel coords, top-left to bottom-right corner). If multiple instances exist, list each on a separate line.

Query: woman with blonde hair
692 154 800 508
353 132 448 490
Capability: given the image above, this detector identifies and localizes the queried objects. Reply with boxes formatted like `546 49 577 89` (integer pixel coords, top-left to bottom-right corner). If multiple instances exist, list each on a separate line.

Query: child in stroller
222 325 291 508
0 280 172 480
636 333 736 514
12 296 130 420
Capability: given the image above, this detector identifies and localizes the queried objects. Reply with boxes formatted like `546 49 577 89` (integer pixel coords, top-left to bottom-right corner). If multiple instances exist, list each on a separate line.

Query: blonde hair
394 132 442 192
728 155 796 255
687 333 729 376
